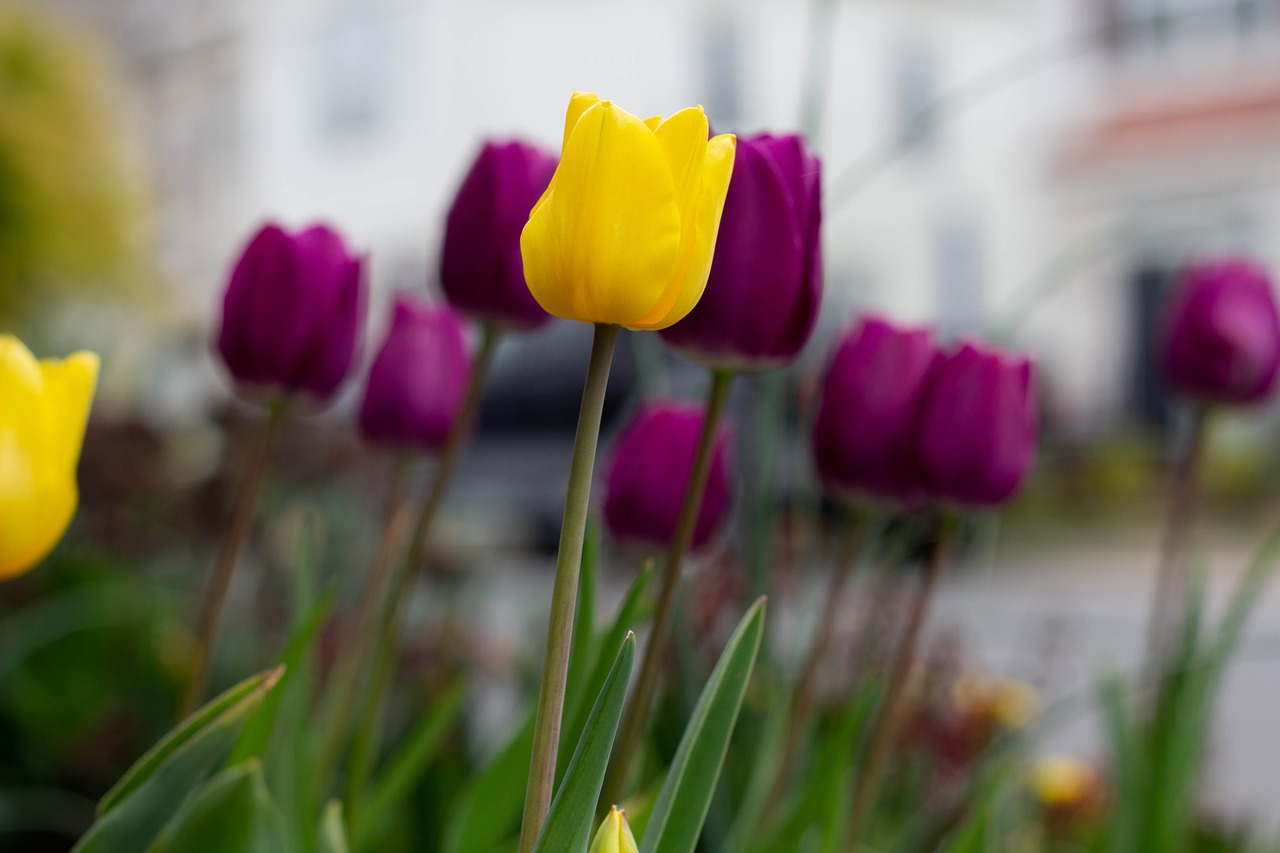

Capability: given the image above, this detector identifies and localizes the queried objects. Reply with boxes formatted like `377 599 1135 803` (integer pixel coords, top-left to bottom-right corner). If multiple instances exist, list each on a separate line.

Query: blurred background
5 0 1280 847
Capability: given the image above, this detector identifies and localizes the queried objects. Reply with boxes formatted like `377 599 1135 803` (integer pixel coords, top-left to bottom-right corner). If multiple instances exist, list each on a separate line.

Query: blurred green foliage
0 4 141 326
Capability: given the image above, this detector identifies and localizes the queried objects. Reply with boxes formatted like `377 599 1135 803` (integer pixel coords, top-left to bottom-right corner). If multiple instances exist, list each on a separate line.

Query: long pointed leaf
353 684 466 849
640 598 766 853
72 668 282 852
534 633 637 853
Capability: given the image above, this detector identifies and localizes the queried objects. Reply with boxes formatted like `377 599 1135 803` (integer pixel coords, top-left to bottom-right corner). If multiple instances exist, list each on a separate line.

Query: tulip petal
522 100 682 326
563 92 602 150
633 132 735 330
40 352 99 470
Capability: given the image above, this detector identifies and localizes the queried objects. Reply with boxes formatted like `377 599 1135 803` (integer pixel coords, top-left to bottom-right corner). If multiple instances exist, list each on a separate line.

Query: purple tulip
811 317 942 506
217 222 366 403
359 296 472 454
1158 258 1280 405
441 140 558 329
659 134 822 371
917 341 1037 507
602 402 733 552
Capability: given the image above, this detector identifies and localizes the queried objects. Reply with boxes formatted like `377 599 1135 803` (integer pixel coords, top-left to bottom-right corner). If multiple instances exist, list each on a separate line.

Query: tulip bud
603 401 733 552
917 341 1036 507
358 296 471 454
811 317 941 506
216 222 366 404
521 93 736 331
1158 258 1280 405
441 140 558 329
590 807 639 853
1 335 99 580
660 134 822 371
1029 755 1097 810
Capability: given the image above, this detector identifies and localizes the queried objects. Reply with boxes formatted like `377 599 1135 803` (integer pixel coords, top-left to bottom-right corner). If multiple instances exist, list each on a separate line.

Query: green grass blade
534 633 637 853
318 800 351 853
352 683 465 850
639 598 767 853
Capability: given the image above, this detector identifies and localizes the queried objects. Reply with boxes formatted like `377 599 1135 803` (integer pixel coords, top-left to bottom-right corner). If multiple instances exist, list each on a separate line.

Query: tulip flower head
0 335 98 580
441 140 558 329
1158 258 1280 405
358 296 472 454
811 316 941 507
521 93 736 330
660 133 822 371
603 401 733 552
217 222 366 405
917 341 1037 507
590 807 639 853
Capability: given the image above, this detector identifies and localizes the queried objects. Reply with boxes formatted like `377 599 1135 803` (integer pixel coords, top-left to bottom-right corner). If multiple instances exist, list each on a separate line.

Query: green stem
518 323 620 853
180 402 284 718
599 368 734 815
344 323 501 810
316 456 414 787
764 510 866 823
846 518 952 850
1145 403 1209 683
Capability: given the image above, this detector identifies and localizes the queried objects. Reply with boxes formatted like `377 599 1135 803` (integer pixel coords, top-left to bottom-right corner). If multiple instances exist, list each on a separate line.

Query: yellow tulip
0 335 99 580
590 806 639 853
521 93 736 331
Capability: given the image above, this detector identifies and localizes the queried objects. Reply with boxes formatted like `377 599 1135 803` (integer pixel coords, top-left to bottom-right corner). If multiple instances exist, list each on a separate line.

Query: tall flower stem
846 517 952 849
1145 403 1209 679
316 456 414 785
599 368 734 814
181 402 285 718
518 323 620 853
344 323 501 808
764 510 866 821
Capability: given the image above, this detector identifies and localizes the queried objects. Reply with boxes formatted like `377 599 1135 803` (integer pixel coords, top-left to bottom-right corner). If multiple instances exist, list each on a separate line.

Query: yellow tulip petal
0 337 98 581
652 106 709 217
522 99 682 326
40 351 99 469
633 132 736 330
0 428 76 580
643 116 663 131
589 807 639 853
562 92 602 150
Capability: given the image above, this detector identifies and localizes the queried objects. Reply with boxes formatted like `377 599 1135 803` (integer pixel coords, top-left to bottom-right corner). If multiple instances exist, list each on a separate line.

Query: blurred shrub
0 4 141 326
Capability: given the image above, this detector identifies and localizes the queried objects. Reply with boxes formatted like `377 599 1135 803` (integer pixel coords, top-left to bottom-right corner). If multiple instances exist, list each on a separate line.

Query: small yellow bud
1029 755 1094 808
590 806 639 853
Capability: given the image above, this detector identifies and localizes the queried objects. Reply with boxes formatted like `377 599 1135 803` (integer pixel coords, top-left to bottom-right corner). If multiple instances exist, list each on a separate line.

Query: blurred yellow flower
1029 755 1095 808
521 93 736 331
0 335 98 579
951 673 1042 728
590 806 639 853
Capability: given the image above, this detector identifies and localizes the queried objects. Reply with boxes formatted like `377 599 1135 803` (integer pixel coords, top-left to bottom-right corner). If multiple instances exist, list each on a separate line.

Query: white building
44 0 1280 433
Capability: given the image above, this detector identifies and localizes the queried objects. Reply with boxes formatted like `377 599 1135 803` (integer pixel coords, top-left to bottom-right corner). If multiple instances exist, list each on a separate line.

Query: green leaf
353 683 466 850
318 800 351 853
441 718 535 853
562 561 655 775
229 592 333 765
72 668 282 853
148 761 290 853
640 598 766 853
533 633 636 853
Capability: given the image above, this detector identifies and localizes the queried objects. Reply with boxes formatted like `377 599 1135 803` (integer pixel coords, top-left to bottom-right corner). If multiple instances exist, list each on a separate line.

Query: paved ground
441 520 1280 834
933 531 1280 835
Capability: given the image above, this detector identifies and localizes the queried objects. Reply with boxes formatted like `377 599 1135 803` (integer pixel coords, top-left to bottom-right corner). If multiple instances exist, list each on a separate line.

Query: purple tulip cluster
213 138 559 453
812 317 1038 509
